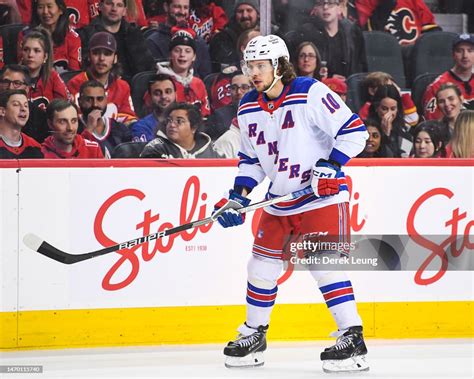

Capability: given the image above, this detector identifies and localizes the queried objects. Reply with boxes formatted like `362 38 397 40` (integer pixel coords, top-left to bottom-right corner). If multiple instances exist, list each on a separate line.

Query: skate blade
322 355 369 373
225 352 264 368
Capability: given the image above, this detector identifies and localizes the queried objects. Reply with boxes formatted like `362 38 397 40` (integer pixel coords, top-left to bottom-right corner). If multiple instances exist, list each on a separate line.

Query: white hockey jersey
235 77 368 216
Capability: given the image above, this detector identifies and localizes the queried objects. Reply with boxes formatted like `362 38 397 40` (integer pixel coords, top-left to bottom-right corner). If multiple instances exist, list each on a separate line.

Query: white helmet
242 35 290 93
243 34 290 68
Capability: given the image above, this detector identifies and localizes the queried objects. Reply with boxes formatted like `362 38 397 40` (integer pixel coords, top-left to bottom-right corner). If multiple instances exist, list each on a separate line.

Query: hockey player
212 35 369 373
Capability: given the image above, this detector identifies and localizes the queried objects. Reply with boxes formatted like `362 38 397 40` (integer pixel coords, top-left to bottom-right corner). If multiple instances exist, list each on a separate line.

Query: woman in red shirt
20 27 71 141
19 0 82 72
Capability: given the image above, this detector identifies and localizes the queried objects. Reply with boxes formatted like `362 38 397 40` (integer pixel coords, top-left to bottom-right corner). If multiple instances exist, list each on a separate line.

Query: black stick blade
23 233 79 264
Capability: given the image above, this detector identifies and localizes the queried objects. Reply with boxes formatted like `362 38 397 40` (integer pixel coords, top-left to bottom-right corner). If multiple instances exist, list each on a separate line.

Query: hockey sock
246 255 282 328
311 270 362 330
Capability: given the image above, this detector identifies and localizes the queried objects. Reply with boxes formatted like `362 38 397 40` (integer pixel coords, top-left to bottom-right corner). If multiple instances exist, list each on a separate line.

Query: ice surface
0 339 472 379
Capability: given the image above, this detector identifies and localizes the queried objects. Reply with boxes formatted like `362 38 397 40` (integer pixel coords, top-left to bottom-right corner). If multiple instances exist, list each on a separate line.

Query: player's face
364 125 381 154
170 45 195 73
100 0 127 24
0 70 29 92
21 38 47 74
414 131 436 158
245 60 274 93
313 0 341 24
0 94 29 129
166 0 190 24
49 106 79 145
90 48 116 76
165 109 195 147
453 43 474 71
297 44 318 77
79 86 108 116
36 0 63 29
230 74 252 104
437 88 463 121
150 80 176 111
376 97 398 120
235 4 258 30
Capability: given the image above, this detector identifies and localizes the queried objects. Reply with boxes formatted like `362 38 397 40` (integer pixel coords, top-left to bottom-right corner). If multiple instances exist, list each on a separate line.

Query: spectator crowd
0 0 473 159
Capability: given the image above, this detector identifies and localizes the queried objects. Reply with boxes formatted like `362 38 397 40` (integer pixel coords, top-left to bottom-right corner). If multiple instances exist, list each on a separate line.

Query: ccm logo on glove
311 159 342 197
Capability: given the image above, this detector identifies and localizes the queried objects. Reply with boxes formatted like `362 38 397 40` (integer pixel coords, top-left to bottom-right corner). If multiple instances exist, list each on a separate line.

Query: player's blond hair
451 110 474 158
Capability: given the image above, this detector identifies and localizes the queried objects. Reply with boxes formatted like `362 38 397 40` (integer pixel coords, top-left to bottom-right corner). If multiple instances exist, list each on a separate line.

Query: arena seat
111 141 148 158
130 70 156 118
0 24 25 65
410 31 457 83
346 72 368 114
363 31 406 88
411 72 440 116
60 70 82 84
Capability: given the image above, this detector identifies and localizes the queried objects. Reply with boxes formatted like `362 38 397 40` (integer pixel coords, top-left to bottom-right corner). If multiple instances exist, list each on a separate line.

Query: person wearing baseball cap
67 31 137 125
422 33 474 120
89 32 117 53
452 33 474 50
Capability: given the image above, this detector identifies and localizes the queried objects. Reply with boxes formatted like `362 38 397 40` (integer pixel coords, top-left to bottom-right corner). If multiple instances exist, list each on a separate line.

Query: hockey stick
23 187 314 265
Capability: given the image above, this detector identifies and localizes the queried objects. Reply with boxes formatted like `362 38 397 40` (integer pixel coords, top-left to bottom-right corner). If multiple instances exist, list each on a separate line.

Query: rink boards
0 159 473 349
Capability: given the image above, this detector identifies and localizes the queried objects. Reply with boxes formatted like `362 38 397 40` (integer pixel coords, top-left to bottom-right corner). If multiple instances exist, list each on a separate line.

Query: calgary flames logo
385 8 418 45
67 7 80 27
30 96 49 112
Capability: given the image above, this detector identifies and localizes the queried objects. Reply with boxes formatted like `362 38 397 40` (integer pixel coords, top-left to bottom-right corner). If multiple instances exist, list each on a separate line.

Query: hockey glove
311 159 342 197
212 190 251 228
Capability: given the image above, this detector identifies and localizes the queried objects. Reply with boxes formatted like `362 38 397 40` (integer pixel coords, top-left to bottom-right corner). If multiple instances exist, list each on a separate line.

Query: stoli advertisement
1 160 473 313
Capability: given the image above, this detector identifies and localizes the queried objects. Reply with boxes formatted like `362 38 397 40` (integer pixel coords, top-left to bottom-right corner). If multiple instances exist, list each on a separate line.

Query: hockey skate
321 326 369 373
224 324 268 368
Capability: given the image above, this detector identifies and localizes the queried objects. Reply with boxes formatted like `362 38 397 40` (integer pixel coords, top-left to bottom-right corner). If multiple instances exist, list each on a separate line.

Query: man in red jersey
0 89 43 158
41 99 104 158
67 32 137 124
422 33 474 120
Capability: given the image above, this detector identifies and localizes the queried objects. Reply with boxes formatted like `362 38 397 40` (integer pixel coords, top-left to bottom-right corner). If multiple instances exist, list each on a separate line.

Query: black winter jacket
140 130 221 158
79 18 155 82
208 21 243 73
296 17 367 78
